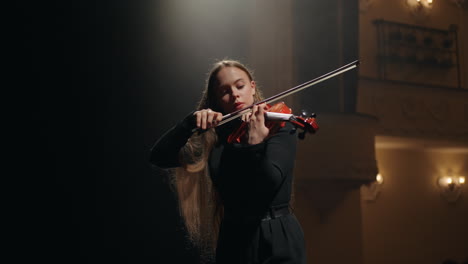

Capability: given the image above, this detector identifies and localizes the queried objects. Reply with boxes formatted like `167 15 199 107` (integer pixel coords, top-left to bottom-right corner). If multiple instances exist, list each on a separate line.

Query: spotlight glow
376 174 383 184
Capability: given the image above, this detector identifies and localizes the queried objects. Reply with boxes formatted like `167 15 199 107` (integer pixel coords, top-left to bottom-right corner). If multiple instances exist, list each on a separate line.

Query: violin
226 102 319 143
192 60 359 142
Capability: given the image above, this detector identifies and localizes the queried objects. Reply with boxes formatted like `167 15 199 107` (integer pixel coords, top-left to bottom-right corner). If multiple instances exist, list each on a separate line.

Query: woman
150 60 306 263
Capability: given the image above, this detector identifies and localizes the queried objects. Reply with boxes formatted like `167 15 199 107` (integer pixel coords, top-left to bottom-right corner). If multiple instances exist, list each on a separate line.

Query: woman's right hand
194 109 223 130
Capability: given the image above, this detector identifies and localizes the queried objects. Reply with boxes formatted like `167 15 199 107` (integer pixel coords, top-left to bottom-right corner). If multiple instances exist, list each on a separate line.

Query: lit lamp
361 173 384 202
407 0 434 8
406 0 434 17
437 175 465 203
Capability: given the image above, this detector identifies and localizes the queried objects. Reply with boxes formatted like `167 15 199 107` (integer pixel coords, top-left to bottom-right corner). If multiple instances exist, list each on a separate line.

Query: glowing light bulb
459 177 465 184
376 174 383 184
446 177 453 184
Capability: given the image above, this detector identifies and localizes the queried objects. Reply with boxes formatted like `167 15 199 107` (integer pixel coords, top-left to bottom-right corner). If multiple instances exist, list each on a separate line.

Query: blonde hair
171 60 262 259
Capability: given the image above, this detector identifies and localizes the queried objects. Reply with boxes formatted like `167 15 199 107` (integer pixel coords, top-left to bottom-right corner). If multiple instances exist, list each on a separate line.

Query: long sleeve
212 123 297 209
228 123 297 191
149 112 196 169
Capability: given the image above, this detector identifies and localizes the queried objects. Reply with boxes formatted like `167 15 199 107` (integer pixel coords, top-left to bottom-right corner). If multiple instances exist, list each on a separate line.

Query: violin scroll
292 112 319 140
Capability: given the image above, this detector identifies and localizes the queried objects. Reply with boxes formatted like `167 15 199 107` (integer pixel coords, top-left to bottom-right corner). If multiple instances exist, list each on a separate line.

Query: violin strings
215 60 359 128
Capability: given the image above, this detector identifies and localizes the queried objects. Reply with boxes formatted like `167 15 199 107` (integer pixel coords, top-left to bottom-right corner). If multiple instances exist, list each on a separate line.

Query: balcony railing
373 19 461 89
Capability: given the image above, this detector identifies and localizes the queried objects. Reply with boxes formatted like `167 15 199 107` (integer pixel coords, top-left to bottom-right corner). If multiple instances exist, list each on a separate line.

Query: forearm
149 113 196 168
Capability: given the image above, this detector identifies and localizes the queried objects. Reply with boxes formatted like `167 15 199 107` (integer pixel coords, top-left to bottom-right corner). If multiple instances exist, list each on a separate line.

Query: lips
234 102 244 110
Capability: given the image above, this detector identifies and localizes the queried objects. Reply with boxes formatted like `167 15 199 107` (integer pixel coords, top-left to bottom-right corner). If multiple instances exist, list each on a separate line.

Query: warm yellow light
411 0 434 7
438 176 452 186
437 175 463 203
376 174 383 184
459 177 465 184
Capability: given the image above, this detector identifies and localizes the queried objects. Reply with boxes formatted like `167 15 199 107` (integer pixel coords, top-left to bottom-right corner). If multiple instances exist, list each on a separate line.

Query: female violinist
150 60 306 264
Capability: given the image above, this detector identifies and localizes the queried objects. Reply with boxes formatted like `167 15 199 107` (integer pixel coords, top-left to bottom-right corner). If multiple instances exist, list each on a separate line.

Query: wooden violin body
227 102 319 144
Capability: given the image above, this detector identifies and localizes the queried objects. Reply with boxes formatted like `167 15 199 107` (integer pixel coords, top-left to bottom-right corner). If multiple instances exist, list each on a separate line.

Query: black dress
150 114 306 264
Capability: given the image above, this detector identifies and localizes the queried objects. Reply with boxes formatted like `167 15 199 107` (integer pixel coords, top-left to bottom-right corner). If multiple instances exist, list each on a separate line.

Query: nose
231 86 240 97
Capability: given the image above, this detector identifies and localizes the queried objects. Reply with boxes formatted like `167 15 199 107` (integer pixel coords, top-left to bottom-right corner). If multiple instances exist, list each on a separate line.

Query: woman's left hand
242 103 269 145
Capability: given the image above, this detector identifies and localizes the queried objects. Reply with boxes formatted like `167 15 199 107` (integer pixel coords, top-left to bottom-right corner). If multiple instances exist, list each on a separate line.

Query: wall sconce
406 0 434 18
407 0 434 8
437 175 465 203
361 173 384 202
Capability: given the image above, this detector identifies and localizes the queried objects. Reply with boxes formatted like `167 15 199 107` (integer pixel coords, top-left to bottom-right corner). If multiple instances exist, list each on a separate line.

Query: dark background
26 0 357 263
32 1 202 262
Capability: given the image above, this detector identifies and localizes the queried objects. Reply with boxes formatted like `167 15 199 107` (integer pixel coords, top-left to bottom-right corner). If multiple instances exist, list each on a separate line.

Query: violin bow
192 60 359 132
219 60 359 125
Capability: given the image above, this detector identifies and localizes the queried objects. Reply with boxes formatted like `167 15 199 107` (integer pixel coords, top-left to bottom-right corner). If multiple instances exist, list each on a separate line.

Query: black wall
33 1 251 263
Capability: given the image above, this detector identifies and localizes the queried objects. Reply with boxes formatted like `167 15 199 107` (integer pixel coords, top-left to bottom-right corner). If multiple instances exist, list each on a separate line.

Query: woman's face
215 66 256 114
